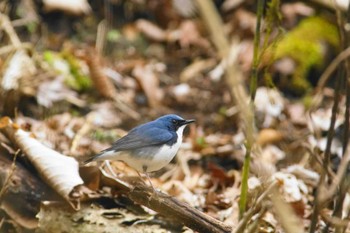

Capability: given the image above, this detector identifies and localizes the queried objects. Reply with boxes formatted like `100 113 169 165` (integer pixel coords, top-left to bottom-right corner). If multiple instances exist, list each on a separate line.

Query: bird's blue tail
83 156 96 164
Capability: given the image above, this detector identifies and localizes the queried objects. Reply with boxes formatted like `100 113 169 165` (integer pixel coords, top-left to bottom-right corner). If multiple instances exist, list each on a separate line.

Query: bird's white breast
139 124 186 172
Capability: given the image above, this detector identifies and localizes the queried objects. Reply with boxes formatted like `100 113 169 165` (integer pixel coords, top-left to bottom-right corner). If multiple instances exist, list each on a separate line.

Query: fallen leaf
42 0 91 15
257 128 284 146
254 87 285 127
260 145 285 165
0 117 87 210
178 20 210 48
273 172 308 203
1 49 36 91
132 63 164 107
136 19 168 42
180 59 216 82
37 76 78 107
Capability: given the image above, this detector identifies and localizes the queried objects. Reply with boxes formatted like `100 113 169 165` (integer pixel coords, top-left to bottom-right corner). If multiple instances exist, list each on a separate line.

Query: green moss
61 50 92 91
43 50 92 91
272 16 339 93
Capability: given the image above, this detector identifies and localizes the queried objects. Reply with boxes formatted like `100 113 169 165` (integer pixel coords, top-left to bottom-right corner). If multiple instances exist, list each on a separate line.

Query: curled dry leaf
0 117 85 210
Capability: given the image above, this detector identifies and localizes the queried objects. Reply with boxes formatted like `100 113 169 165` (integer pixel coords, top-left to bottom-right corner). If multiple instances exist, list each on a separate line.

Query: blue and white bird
85 114 195 187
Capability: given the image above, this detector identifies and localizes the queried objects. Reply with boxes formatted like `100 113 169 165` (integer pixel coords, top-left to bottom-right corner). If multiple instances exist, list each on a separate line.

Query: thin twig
0 13 22 48
0 150 19 202
310 46 344 233
0 43 32 56
70 113 95 154
333 2 350 232
245 206 267 233
234 181 278 233
250 0 265 100
316 46 350 94
318 145 350 204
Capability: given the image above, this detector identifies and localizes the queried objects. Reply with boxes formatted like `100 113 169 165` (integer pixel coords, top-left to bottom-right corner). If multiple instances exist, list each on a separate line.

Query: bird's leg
142 166 157 193
103 160 117 177
144 172 156 192
136 170 147 185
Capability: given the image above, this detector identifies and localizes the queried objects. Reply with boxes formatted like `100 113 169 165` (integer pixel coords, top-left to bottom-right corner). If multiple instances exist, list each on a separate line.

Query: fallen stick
101 168 232 233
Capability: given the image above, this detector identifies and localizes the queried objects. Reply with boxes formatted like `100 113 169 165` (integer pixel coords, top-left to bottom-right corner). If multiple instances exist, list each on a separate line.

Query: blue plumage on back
108 121 177 152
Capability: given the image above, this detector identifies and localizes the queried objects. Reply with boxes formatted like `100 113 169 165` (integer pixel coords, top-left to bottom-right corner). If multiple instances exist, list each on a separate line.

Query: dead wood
101 169 232 233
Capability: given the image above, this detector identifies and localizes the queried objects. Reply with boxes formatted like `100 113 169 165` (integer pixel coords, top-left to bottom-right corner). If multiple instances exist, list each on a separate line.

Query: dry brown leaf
233 9 256 34
257 128 284 146
132 64 164 107
221 0 244 12
260 145 285 165
180 59 216 82
178 20 210 48
288 103 306 125
136 19 168 42
282 3 314 26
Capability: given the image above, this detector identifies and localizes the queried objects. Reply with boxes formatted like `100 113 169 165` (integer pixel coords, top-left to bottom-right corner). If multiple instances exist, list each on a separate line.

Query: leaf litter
0 1 348 233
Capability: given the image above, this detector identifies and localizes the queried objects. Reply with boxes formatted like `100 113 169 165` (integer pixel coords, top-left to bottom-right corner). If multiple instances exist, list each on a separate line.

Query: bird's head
156 114 195 132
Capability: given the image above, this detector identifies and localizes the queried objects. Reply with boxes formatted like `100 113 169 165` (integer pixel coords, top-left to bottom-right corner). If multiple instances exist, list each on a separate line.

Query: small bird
85 114 195 188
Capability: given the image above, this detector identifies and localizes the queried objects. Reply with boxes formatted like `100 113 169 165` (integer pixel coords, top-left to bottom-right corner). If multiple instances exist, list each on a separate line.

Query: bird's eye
172 119 178 125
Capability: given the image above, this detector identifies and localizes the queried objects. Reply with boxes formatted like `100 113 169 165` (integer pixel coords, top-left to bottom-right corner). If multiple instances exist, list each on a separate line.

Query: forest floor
0 0 349 232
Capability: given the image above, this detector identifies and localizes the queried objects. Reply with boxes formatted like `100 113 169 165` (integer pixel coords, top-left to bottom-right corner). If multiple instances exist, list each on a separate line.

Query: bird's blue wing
106 124 176 152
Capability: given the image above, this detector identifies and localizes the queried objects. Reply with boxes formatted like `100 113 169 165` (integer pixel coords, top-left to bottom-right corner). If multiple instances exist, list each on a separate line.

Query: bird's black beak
181 119 195 126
